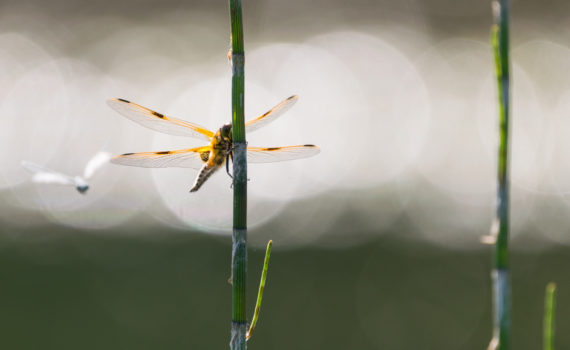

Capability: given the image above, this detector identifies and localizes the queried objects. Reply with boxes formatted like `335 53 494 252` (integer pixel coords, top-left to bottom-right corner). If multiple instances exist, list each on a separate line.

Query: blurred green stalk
489 1 511 350
247 240 273 341
544 283 557 350
229 0 247 349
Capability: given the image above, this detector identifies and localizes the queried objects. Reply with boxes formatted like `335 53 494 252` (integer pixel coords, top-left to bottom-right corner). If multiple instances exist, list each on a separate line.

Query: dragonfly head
220 123 233 143
76 185 89 194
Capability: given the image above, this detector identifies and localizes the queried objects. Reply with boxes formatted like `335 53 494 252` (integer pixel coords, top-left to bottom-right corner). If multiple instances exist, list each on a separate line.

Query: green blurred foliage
0 227 568 349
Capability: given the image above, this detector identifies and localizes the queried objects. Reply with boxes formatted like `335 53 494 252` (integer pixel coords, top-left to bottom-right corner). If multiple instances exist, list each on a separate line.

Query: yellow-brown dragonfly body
191 124 232 192
107 95 319 192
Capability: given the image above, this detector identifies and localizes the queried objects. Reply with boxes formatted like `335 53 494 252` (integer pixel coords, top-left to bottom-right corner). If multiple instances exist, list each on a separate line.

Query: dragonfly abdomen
190 163 221 192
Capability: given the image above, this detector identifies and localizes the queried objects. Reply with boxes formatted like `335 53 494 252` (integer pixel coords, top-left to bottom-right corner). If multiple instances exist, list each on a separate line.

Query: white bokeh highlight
0 9 569 249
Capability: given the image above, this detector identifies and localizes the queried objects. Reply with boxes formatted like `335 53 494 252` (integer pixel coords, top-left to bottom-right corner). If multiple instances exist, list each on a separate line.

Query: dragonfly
107 95 320 192
21 151 112 194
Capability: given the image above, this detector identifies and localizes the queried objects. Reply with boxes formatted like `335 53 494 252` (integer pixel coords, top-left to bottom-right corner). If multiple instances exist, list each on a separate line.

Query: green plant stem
544 283 557 350
247 240 273 341
229 0 247 349
490 1 511 350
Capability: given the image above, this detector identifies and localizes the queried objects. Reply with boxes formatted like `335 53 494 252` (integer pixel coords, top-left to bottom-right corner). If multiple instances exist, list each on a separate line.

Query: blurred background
1 0 570 348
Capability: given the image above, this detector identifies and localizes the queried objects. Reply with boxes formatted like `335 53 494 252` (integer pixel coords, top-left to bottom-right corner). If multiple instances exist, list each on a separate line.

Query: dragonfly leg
227 147 250 186
226 154 233 179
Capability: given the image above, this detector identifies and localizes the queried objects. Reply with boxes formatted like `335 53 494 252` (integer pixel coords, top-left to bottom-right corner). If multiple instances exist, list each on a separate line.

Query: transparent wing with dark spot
108 98 215 141
245 95 298 133
247 145 320 163
111 146 211 170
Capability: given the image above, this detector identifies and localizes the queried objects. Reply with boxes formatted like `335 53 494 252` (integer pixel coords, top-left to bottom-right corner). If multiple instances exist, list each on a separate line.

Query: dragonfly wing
22 160 51 174
83 151 112 179
21 161 75 185
107 98 214 141
245 95 298 133
247 145 320 163
111 146 211 170
32 173 76 185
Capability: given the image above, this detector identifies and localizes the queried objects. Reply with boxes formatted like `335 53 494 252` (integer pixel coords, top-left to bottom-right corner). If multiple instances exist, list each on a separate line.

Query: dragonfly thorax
74 176 87 187
212 123 233 154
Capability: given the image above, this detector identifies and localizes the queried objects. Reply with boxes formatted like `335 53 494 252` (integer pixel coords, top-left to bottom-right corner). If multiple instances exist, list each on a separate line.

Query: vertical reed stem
489 1 511 349
229 0 247 349
544 283 557 350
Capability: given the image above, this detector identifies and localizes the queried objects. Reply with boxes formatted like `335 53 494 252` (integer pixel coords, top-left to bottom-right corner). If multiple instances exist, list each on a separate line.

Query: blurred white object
480 218 499 245
21 152 112 194
480 235 497 245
